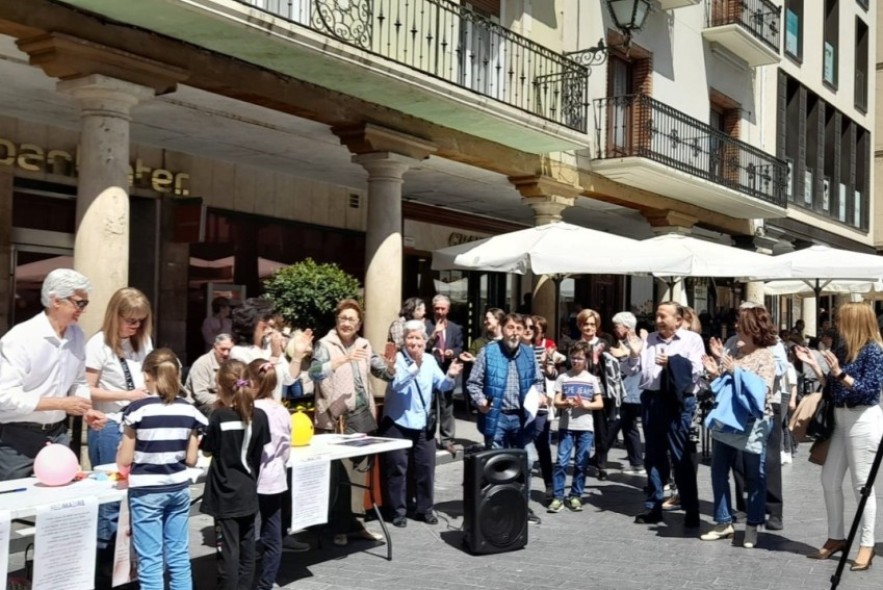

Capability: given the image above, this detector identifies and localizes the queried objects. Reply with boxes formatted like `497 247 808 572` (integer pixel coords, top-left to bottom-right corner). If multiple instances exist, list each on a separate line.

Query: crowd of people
2 268 883 590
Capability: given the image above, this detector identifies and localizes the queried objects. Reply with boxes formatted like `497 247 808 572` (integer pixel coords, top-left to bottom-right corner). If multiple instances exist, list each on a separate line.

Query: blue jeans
485 412 528 450
711 439 767 526
553 430 594 500
257 493 283 590
88 419 122 546
129 487 193 590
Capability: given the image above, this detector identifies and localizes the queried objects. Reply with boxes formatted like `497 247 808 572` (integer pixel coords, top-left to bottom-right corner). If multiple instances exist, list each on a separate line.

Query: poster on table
112 501 136 587
290 456 331 531
32 497 98 590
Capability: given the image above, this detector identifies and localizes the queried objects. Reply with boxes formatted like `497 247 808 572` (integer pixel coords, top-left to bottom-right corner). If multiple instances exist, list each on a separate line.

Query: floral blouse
733 346 776 417
830 342 883 408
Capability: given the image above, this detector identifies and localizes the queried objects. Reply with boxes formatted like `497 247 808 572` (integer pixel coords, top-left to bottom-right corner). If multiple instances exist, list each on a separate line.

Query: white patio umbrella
431 222 692 276
762 244 883 282
639 233 791 279
763 279 883 300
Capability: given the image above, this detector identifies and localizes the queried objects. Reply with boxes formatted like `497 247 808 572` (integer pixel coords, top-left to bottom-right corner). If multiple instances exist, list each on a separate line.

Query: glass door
10 245 73 327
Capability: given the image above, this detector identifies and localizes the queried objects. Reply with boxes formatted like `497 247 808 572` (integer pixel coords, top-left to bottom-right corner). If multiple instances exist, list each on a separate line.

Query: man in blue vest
466 313 543 450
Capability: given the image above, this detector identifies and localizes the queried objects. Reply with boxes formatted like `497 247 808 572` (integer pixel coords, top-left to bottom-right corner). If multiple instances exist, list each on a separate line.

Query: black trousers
604 402 643 468
532 411 553 487
215 514 256 590
592 397 616 469
431 389 456 445
382 417 436 517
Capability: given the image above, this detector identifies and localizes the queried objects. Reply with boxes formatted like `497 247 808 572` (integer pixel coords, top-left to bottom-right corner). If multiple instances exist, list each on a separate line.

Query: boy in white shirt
548 341 604 513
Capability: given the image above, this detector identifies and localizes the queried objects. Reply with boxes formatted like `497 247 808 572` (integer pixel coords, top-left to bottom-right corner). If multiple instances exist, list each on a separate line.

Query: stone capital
508 175 583 201
642 209 698 235
334 123 436 160
58 74 155 120
17 33 188 95
352 152 419 181
732 234 778 256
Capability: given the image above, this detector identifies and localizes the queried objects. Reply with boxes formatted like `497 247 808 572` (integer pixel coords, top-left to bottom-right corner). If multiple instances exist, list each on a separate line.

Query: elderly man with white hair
382 320 463 528
607 311 647 474
0 268 107 481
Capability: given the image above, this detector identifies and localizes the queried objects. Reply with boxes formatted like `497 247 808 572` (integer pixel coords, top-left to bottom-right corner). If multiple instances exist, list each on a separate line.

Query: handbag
337 398 378 435
809 438 830 465
806 383 836 442
789 391 821 441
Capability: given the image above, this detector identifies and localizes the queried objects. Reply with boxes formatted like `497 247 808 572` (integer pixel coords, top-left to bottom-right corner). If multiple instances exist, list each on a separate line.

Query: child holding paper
200 359 270 590
247 359 292 590
117 348 207 590
547 341 603 513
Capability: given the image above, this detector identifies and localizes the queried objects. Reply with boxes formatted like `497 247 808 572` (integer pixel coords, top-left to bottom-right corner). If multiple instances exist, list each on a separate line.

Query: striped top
122 397 208 492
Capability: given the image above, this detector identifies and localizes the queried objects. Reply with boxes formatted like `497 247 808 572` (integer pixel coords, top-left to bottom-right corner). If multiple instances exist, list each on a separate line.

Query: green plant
262 258 362 335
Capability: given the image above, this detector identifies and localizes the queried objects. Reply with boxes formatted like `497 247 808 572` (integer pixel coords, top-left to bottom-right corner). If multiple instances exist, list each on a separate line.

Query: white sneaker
781 451 792 465
700 523 735 541
743 524 758 548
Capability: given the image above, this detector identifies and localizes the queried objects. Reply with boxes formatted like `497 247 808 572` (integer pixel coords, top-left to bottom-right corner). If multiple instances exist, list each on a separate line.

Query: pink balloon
33 443 79 486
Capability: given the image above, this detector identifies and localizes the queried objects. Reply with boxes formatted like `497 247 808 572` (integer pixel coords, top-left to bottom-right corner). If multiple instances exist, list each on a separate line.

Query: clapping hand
821 350 841 375
447 358 463 379
708 337 725 359
290 329 314 358
702 355 720 378
626 330 644 356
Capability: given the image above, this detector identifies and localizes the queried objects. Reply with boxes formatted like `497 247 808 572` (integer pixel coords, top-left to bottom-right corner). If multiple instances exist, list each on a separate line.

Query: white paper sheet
523 385 541 425
32 497 98 590
289 456 331 532
112 501 134 588
0 509 10 589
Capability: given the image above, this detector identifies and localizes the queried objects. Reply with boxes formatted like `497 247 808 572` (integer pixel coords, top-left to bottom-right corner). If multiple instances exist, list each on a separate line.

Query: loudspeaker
463 448 529 555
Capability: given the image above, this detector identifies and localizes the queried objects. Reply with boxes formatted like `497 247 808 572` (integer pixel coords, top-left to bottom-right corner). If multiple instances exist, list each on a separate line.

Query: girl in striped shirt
117 348 207 590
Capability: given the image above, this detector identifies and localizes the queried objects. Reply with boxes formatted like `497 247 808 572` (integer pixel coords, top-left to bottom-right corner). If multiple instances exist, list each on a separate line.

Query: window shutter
465 0 501 16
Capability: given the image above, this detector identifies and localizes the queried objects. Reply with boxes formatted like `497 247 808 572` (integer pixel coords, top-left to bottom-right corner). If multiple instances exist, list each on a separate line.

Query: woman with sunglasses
85 287 154 578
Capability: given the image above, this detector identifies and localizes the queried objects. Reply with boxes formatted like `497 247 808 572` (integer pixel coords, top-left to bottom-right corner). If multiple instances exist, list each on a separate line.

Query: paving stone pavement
185 414 883 590
8 413 881 590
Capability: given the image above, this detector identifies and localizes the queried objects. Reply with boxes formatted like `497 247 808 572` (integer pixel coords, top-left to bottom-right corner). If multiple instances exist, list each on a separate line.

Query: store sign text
0 138 190 196
447 232 483 246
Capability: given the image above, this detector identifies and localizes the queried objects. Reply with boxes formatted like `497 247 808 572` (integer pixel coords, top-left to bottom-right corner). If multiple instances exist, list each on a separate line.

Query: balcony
55 0 589 153
702 0 781 66
592 94 788 219
659 0 701 9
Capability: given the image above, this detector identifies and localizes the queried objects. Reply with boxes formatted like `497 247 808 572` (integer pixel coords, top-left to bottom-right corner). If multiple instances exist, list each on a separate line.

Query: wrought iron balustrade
239 0 589 132
707 0 781 53
594 94 788 207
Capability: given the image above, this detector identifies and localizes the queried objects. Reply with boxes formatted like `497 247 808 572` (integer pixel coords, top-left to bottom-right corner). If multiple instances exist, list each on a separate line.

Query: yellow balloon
291 411 314 447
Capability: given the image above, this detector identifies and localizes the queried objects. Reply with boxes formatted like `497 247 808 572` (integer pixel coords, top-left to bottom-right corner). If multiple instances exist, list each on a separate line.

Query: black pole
830 435 883 589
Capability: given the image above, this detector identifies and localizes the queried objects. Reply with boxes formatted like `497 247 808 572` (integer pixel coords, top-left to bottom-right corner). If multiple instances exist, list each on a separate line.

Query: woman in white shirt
85 287 154 551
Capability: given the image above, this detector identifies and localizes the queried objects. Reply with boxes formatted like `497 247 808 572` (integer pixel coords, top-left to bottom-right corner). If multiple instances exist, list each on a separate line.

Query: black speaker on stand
463 448 529 555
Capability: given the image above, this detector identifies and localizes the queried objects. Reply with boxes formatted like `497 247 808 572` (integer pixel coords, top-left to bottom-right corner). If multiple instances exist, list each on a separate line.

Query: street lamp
567 0 653 68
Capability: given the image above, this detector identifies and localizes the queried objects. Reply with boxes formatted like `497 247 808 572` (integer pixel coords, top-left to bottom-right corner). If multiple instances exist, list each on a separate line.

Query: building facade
0 0 876 361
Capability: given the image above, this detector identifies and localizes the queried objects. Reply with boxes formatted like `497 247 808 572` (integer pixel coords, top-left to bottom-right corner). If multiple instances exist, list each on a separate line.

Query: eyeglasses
337 316 360 324
66 297 89 310
122 317 144 326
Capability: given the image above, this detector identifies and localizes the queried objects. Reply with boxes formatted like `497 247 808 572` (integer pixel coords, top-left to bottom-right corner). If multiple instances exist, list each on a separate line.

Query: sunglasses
66 297 89 310
122 317 145 326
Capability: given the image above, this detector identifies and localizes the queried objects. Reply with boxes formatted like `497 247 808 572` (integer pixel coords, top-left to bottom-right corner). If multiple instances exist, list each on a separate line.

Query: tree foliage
262 258 362 336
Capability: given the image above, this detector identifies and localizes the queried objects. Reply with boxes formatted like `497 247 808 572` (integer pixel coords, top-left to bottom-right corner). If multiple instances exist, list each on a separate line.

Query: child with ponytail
248 359 292 590
200 359 270 590
117 348 207 590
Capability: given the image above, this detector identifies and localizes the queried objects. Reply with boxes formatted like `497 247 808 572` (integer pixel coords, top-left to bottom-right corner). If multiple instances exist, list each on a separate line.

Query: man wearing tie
426 295 464 454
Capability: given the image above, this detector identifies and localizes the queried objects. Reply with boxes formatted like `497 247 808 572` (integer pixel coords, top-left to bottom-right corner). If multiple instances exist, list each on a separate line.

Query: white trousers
821 404 883 547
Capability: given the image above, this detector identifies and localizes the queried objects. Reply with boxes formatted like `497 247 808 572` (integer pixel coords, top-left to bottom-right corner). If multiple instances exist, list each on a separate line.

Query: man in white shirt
184 333 233 415
628 301 705 528
0 268 106 481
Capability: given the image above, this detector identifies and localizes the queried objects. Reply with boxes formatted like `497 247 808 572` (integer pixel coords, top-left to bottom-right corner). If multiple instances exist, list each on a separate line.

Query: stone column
353 153 419 352
643 210 697 306
802 297 818 340
335 124 436 359
510 176 580 340
0 170 11 335
58 75 154 335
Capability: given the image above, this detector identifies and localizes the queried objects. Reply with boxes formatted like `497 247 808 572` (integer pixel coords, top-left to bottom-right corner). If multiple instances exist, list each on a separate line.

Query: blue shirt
384 351 454 430
832 342 883 408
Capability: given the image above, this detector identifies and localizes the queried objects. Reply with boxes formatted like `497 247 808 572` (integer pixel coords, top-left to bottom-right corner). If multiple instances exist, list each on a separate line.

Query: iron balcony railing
706 0 781 53
239 0 589 132
594 94 788 207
